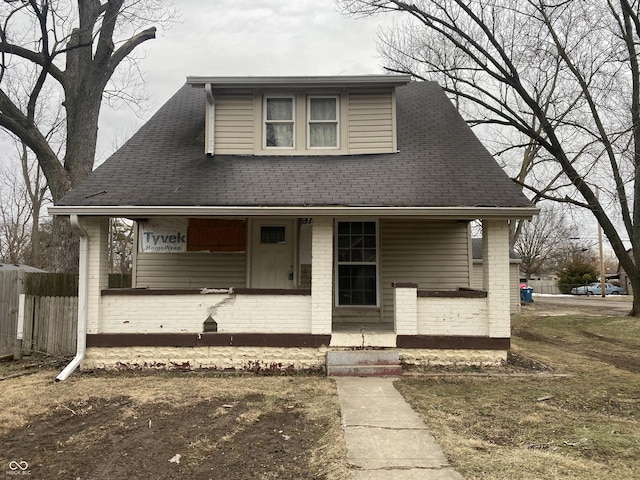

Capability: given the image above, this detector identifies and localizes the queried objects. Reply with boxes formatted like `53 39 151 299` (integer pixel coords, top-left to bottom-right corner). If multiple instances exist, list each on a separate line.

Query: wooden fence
21 296 78 356
1 271 131 358
0 269 22 358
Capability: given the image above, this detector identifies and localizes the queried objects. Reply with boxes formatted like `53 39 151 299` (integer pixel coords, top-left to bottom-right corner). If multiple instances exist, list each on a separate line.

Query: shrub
557 256 599 294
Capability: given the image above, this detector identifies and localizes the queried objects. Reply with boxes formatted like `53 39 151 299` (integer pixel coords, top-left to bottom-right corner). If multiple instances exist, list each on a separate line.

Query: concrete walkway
335 377 465 479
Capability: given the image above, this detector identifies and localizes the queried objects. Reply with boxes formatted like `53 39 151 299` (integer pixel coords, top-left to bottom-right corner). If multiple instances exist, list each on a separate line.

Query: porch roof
52 79 536 218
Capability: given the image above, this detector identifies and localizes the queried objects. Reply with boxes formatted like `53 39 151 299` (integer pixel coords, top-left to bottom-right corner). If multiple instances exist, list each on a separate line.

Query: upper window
265 97 294 148
308 96 338 148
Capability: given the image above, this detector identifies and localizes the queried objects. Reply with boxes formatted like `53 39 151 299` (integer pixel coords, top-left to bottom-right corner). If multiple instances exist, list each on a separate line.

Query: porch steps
326 350 403 377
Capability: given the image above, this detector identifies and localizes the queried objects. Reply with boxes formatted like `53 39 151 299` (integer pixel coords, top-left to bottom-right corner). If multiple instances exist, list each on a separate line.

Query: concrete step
327 350 403 377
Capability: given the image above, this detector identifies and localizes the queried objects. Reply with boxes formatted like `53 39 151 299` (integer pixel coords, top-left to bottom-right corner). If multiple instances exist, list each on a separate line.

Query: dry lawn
3 300 639 479
396 307 640 480
0 366 349 479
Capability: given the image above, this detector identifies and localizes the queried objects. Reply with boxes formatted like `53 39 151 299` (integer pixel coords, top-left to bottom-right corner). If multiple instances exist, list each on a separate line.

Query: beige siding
214 94 255 154
348 91 395 153
380 220 470 322
135 253 247 288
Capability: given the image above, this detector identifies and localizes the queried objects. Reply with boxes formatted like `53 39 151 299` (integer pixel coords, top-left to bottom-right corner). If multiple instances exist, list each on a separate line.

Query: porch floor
330 322 396 348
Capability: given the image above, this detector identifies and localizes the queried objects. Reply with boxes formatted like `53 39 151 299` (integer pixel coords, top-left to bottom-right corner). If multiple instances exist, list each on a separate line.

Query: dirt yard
0 365 350 480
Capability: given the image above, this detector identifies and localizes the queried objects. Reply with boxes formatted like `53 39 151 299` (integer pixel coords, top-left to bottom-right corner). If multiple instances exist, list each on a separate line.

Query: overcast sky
96 0 396 162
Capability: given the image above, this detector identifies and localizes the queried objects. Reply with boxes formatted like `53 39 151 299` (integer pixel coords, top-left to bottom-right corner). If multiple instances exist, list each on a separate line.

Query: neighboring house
470 238 522 315
50 75 536 376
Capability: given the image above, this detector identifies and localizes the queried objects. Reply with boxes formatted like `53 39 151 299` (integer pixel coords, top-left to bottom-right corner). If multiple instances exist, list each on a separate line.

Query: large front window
337 221 377 306
265 97 294 147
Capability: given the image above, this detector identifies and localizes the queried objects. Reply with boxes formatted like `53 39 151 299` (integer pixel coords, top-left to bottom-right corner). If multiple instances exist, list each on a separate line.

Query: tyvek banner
139 218 188 253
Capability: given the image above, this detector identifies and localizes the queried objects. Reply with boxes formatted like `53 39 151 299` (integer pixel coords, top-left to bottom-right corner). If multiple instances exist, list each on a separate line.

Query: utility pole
598 222 606 297
597 189 606 297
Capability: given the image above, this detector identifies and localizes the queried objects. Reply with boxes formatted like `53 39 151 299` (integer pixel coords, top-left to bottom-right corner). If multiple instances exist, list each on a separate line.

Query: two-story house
51 75 536 379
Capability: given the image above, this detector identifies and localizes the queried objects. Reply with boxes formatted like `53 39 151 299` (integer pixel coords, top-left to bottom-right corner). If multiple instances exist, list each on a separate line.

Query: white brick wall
482 220 511 338
311 217 333 334
83 217 109 334
394 286 418 335
99 292 312 333
416 297 488 335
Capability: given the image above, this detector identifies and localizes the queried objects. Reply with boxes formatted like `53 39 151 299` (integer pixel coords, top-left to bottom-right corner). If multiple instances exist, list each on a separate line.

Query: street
527 294 633 316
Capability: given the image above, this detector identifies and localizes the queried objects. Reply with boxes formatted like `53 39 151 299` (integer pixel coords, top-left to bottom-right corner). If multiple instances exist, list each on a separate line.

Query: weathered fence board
0 270 22 357
22 296 78 356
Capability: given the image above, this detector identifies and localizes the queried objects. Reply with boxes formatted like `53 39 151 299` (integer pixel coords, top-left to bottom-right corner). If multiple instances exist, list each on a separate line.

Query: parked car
570 282 625 295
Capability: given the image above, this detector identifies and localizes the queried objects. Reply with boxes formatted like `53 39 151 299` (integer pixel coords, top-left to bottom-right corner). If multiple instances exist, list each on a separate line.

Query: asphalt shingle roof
58 81 532 209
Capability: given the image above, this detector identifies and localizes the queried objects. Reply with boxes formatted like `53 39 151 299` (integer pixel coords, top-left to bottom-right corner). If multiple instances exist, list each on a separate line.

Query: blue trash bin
520 287 533 303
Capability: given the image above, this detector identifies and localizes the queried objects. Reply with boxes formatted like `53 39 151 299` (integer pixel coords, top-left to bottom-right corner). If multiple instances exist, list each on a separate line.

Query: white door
250 220 295 289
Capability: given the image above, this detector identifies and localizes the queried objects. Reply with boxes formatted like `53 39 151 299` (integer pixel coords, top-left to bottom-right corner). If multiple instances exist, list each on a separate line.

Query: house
470 238 522 314
50 75 536 378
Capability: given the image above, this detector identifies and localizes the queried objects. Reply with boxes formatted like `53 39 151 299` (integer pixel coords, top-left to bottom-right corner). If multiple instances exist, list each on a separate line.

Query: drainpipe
56 215 88 381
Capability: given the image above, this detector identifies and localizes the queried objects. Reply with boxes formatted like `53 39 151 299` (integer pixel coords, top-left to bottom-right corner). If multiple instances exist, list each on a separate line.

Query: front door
250 220 295 289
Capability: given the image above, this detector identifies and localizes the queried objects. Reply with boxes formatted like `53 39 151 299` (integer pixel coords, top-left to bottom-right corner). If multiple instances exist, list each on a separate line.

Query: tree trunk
52 216 79 273
31 202 40 266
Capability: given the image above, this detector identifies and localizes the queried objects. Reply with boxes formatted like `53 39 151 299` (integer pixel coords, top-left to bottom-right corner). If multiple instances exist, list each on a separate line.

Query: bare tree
0 167 32 264
109 218 134 274
18 141 50 267
0 0 177 272
514 205 576 281
341 0 640 315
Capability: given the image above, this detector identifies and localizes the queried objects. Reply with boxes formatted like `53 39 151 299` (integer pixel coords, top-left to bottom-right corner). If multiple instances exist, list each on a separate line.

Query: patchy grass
395 313 640 480
0 365 349 480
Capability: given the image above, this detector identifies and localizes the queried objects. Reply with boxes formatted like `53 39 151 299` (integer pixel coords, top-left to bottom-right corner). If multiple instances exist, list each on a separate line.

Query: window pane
261 226 285 244
338 223 350 235
266 98 292 120
310 98 336 120
310 123 337 147
338 265 377 306
266 124 293 147
363 248 376 262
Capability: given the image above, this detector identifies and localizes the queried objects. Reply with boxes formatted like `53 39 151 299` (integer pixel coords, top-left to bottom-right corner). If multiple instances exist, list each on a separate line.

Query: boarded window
187 219 246 252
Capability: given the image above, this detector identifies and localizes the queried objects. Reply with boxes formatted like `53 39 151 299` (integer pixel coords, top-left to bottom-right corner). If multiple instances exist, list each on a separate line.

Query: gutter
186 74 412 88
48 205 539 220
56 215 88 381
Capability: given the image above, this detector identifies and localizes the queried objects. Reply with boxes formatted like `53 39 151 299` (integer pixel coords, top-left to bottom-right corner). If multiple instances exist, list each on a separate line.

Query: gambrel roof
56 80 533 213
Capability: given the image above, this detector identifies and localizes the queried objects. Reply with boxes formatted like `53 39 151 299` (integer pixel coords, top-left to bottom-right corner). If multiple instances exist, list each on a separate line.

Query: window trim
334 219 380 308
307 95 339 149
263 95 295 149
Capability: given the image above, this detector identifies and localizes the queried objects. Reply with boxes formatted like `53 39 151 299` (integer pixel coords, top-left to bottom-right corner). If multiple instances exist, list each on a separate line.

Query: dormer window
189 76 409 156
265 96 294 148
308 96 338 148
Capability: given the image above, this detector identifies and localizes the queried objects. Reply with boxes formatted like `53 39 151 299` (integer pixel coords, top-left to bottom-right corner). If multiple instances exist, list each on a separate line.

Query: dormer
186 75 411 156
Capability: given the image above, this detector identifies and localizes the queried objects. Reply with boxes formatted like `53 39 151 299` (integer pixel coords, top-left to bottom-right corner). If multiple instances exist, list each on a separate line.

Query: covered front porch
75 214 513 370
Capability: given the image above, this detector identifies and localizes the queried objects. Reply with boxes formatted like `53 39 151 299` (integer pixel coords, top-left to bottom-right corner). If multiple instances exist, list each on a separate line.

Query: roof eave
186 74 412 88
49 205 538 219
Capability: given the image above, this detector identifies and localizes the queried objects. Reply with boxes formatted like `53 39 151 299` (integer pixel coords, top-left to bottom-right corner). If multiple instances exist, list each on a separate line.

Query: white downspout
205 83 215 156
56 214 88 381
